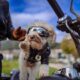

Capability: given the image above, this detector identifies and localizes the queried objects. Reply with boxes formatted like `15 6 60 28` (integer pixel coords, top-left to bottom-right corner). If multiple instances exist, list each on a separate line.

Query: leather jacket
27 43 51 64
0 0 14 40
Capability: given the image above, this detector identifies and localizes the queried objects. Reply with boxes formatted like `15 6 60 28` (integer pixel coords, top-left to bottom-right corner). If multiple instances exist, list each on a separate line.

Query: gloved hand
12 27 26 41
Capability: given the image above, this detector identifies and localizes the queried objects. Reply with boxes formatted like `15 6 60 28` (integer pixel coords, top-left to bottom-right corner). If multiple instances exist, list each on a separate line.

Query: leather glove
12 27 26 41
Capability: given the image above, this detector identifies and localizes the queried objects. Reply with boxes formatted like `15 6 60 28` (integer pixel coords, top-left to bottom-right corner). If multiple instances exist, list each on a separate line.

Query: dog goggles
28 26 49 37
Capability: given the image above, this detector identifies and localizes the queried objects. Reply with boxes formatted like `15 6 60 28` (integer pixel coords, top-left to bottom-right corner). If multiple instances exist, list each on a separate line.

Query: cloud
11 11 55 27
9 0 50 13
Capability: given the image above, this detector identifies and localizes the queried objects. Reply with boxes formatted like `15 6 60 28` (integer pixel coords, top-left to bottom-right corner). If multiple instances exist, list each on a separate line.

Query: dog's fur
19 22 55 80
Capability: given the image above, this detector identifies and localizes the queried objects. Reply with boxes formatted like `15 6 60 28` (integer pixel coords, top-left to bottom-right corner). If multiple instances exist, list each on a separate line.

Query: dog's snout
31 36 34 39
30 35 35 40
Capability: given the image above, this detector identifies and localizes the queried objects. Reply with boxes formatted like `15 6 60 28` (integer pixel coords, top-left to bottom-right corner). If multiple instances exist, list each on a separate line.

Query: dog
19 22 56 80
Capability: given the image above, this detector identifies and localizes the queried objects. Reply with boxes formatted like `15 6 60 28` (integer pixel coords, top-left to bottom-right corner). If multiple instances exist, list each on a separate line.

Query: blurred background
1 0 80 76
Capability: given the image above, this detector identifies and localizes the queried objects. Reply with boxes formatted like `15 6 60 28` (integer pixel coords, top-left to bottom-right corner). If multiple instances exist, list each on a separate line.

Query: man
0 0 26 79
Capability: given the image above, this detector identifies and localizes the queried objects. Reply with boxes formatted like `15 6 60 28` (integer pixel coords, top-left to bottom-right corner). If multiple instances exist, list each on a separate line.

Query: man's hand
12 27 26 41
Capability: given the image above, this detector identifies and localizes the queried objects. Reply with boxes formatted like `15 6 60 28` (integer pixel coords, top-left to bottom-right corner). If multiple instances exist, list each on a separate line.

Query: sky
8 0 80 42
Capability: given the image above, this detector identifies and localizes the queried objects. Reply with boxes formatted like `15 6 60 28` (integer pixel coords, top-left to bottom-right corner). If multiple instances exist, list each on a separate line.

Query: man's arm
2 0 14 39
3 0 26 41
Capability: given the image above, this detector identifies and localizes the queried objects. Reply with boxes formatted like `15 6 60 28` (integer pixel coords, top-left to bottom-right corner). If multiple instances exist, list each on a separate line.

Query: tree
61 35 79 62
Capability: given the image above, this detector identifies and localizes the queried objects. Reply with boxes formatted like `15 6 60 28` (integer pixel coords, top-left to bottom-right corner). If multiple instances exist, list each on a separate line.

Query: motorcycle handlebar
48 0 64 18
57 17 80 33
48 0 80 26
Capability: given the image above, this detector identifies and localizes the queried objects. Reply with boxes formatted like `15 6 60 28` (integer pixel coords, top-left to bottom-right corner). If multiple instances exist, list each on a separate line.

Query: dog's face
28 27 48 50
19 27 48 51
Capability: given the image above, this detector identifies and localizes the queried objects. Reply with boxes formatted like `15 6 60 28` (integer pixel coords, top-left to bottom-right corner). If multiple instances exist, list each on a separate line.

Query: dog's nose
31 36 34 39
30 36 35 40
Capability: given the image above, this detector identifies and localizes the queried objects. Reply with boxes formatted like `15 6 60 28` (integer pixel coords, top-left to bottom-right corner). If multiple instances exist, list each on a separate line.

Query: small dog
19 22 56 80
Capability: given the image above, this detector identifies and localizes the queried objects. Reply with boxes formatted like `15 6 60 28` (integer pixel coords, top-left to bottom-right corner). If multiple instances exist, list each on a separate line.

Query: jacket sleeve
2 0 15 39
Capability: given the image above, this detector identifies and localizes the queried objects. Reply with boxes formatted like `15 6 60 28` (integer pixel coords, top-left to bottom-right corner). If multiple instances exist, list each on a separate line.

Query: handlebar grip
48 0 64 18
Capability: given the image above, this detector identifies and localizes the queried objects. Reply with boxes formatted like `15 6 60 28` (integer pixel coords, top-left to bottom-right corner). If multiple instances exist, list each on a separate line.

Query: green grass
2 59 57 76
2 59 18 75
49 67 57 75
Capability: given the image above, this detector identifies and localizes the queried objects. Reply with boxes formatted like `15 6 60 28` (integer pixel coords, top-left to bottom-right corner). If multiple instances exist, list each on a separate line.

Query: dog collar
35 55 41 61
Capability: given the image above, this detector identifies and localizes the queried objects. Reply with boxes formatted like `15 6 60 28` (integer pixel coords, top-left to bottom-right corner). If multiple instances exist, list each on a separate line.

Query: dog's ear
46 27 56 44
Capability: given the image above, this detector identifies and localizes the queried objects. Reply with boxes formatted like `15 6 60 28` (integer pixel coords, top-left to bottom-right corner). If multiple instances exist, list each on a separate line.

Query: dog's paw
19 41 30 51
19 34 31 50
